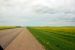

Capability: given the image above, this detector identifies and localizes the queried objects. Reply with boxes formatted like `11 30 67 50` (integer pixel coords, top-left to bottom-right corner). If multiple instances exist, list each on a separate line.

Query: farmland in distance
27 27 75 50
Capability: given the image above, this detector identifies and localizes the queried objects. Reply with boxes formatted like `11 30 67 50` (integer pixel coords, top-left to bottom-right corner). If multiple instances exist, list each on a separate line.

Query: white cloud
0 0 75 26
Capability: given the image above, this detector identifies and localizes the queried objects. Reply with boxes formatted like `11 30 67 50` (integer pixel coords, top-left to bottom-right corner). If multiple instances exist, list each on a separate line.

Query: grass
27 27 75 50
0 26 18 30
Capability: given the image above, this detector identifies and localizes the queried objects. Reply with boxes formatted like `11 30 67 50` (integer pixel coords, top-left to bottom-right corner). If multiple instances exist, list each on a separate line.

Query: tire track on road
5 28 45 50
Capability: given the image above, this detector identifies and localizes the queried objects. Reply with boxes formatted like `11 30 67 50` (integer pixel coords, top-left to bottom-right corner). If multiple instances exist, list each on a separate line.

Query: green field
27 27 75 50
0 26 18 30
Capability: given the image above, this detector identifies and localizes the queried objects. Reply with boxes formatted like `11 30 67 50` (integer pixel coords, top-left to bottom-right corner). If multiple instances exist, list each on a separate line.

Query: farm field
28 27 75 50
0 26 20 30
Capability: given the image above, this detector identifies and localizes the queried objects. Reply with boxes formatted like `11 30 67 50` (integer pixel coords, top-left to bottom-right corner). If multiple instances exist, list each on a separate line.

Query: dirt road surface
0 28 45 50
0 28 23 49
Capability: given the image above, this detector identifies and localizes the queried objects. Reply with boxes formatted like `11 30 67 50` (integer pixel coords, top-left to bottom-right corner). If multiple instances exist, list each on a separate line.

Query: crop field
28 27 75 50
0 26 17 30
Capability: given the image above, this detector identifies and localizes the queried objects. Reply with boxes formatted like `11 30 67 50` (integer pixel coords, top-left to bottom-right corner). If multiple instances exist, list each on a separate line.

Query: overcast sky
0 0 75 26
